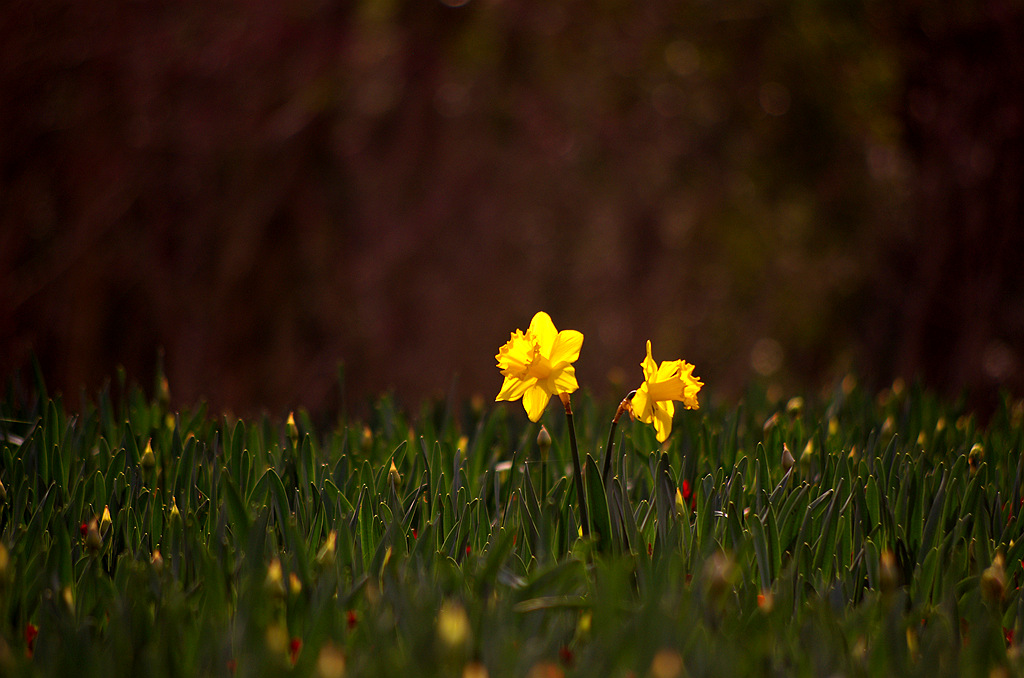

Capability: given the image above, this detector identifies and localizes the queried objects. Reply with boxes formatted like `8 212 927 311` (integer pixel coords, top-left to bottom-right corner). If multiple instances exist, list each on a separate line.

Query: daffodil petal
550 330 584 367
553 365 579 394
522 384 552 422
656 359 681 383
528 312 559 357
654 402 674 442
641 340 658 381
496 374 532 402
631 385 653 424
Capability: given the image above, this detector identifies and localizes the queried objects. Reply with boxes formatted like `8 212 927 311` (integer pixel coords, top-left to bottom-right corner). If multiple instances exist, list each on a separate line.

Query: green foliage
1 376 1023 677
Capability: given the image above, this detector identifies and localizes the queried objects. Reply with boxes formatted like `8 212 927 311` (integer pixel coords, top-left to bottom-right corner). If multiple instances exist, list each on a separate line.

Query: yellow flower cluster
496 312 703 441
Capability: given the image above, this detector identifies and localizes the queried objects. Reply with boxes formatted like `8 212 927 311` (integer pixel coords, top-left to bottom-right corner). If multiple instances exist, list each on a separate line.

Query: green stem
560 393 590 538
540 459 547 507
601 391 636 486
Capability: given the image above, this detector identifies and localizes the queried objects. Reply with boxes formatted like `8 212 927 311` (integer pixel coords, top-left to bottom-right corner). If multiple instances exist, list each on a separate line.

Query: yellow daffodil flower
496 312 583 422
630 340 702 442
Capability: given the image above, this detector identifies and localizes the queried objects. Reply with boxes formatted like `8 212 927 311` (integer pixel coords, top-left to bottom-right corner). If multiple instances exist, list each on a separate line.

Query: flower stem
559 393 589 538
601 391 636 486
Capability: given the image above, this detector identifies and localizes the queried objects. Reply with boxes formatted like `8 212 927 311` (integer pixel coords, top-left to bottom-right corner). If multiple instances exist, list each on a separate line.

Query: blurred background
2 0 1023 418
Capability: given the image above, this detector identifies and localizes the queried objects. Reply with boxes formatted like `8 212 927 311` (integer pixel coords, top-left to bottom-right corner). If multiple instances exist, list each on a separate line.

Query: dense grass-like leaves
0 376 1023 676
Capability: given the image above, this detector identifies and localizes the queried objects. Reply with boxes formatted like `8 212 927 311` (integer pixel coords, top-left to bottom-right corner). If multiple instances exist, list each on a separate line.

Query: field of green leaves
1 370 1023 677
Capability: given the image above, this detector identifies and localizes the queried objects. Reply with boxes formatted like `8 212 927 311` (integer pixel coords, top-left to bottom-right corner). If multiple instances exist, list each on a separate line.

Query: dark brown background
3 0 1023 418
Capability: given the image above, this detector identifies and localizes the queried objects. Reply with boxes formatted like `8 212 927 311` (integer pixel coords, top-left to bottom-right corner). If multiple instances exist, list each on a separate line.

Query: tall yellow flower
630 340 702 442
496 312 583 422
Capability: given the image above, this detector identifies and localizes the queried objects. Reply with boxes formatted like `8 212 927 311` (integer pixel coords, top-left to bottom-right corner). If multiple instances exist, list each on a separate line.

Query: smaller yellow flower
630 340 702 442
495 312 583 422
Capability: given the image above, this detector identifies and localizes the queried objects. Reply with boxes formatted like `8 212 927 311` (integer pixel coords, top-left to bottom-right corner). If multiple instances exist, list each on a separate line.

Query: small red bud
25 623 38 658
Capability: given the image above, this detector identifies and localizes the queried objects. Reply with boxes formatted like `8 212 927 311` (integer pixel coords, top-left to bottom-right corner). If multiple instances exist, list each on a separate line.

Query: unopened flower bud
141 440 156 469
169 498 181 525
675 488 690 517
316 530 337 569
981 553 1006 603
389 459 402 488
880 549 898 593
100 505 112 535
969 443 984 473
266 559 286 598
151 549 164 573
781 443 795 472
537 426 552 461
286 412 298 443
85 517 103 551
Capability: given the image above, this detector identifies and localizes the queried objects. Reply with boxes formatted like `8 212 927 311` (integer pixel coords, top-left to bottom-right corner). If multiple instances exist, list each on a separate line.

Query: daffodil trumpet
558 392 590 538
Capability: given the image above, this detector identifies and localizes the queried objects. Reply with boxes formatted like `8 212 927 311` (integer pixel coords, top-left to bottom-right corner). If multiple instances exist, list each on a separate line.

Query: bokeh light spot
759 82 791 116
751 338 784 376
665 40 701 77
